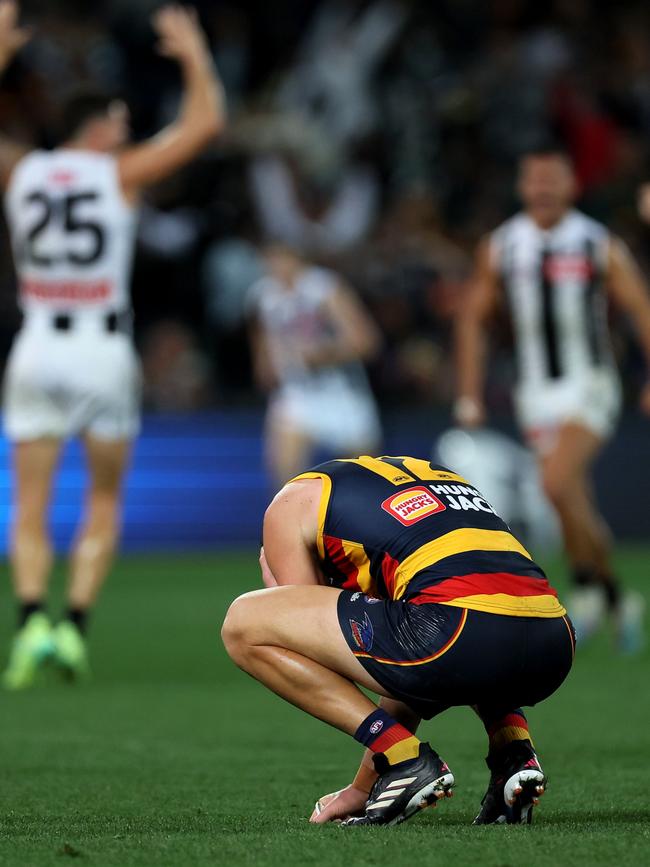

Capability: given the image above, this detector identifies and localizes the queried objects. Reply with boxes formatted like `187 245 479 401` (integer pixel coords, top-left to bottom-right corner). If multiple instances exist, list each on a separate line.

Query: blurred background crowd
2 0 650 415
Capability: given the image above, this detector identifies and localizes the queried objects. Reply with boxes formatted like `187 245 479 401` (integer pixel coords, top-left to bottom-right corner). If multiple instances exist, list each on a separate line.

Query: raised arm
118 5 225 196
303 281 382 369
606 236 650 414
453 236 501 427
0 0 31 187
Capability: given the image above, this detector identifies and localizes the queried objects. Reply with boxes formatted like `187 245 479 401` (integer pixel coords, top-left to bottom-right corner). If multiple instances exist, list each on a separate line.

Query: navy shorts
337 591 575 720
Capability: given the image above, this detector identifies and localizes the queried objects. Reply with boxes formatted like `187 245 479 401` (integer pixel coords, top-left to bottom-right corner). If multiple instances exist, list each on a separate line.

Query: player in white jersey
0 1 225 688
454 148 650 651
248 245 382 486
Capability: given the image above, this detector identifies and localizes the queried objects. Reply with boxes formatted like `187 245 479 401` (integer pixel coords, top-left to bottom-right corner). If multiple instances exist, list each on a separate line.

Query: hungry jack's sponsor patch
381 486 446 526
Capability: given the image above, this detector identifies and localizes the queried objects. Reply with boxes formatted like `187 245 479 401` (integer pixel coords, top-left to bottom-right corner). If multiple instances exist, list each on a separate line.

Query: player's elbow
179 111 223 158
360 329 382 361
351 325 382 363
194 104 225 145
201 109 224 141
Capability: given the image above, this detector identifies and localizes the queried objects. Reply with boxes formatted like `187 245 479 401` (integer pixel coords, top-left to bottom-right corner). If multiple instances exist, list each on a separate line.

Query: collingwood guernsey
489 208 621 442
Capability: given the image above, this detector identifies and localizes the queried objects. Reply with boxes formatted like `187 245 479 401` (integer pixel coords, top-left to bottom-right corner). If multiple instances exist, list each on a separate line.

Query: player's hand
309 785 368 824
453 395 486 428
259 547 278 588
153 4 209 65
639 380 650 416
0 0 30 68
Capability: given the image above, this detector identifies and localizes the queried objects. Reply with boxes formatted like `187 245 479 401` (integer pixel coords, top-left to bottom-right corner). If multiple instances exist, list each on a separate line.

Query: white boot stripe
387 777 417 787
367 800 394 810
377 788 405 798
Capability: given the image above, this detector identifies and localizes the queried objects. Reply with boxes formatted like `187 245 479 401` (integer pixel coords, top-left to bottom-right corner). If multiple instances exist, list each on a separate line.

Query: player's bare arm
453 236 500 427
261 479 323 586
302 283 382 368
223 508 395 761
0 0 31 186
606 237 650 415
248 316 278 393
118 5 225 197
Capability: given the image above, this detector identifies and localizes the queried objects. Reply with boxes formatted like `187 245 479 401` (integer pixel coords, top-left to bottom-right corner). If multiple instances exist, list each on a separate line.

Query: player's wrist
178 42 213 73
352 764 378 795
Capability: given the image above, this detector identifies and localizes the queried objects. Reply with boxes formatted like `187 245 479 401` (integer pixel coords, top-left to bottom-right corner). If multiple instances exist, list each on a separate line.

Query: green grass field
1 548 648 867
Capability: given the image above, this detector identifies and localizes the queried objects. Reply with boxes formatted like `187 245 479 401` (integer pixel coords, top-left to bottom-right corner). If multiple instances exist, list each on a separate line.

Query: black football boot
473 739 546 825
342 743 454 827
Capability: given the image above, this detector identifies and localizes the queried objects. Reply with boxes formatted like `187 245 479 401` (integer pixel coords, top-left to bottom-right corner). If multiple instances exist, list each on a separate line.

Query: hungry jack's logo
381 486 446 526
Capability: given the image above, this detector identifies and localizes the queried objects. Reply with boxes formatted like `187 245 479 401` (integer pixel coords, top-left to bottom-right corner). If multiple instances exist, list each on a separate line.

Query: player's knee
85 488 122 522
221 594 255 662
85 441 130 496
541 470 572 509
89 467 124 498
15 501 48 533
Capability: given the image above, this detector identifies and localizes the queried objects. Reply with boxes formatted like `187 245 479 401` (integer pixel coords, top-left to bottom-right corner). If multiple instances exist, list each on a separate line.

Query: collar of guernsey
289 461 566 619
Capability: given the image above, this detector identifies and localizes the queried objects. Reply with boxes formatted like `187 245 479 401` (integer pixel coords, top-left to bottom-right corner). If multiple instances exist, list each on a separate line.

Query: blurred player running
248 244 382 486
455 148 650 651
222 455 574 827
0 1 225 688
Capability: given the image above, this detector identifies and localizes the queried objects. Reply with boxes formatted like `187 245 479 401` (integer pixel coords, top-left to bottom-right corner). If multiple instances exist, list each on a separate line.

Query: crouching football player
221 456 574 826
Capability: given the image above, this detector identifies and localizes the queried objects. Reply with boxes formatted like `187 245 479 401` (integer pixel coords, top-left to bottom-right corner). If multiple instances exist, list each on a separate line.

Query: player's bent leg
54 435 131 680
539 423 633 644
68 434 131 609
471 613 574 827
222 587 455 826
222 586 393 728
10 438 61 604
3 438 61 690
540 423 609 567
472 707 546 825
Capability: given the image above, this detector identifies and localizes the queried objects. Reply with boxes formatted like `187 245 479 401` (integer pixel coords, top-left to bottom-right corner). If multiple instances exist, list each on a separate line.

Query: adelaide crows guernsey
293 455 565 618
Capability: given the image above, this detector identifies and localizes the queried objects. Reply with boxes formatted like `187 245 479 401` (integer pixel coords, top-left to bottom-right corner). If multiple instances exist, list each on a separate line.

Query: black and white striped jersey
490 209 614 387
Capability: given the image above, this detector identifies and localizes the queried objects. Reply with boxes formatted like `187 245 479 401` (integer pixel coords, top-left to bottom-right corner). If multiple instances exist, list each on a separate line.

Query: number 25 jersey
293 455 565 618
5 149 137 314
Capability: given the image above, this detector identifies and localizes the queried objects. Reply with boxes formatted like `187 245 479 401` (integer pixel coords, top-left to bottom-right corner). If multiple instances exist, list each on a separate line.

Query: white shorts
3 318 141 442
514 368 622 454
268 384 381 453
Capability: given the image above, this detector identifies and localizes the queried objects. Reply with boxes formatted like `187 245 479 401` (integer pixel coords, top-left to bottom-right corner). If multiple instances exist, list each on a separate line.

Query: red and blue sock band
354 709 421 764
486 708 532 751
